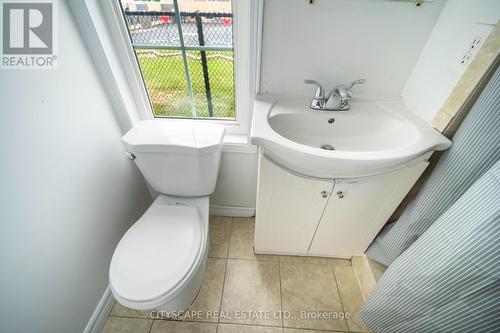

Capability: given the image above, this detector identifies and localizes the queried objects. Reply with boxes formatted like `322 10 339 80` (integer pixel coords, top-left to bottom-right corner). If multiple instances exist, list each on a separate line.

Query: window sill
222 133 257 154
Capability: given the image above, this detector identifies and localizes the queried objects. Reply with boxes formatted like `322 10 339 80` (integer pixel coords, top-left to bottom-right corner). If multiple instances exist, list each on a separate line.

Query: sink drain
321 144 335 151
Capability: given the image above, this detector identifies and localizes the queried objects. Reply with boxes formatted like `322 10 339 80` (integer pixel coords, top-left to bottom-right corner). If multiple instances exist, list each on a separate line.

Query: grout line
215 218 233 333
278 261 284 329
149 318 357 331
217 321 283 329
331 264 350 332
158 317 217 324
225 217 233 259
108 315 153 320
111 315 347 333
208 255 232 259
210 255 352 266
117 315 352 333
221 256 279 262
282 324 350 332
108 314 206 323
217 256 351 265
148 319 154 333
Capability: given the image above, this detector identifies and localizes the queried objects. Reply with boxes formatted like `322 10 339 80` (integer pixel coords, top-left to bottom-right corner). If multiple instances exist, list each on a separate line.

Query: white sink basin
250 98 451 178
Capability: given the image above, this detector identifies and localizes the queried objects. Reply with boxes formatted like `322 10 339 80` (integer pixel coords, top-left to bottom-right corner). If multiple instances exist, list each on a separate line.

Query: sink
250 98 451 178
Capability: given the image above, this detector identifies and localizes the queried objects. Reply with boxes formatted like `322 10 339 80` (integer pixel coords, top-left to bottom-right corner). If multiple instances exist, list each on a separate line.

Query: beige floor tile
101 317 152 333
280 262 348 332
221 259 282 326
209 216 232 258
182 258 226 322
218 323 283 333
334 266 372 333
283 328 343 333
278 255 351 267
109 301 153 319
150 320 217 333
229 218 278 261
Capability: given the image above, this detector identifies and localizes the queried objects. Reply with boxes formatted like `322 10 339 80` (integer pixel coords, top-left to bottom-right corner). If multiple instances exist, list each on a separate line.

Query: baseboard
209 204 255 217
84 286 115 333
351 255 387 301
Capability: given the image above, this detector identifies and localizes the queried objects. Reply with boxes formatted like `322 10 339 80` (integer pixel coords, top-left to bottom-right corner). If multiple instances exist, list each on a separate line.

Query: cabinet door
254 154 333 254
308 161 429 258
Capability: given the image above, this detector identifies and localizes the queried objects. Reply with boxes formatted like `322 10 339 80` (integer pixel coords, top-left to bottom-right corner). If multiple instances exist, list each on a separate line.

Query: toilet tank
122 120 225 197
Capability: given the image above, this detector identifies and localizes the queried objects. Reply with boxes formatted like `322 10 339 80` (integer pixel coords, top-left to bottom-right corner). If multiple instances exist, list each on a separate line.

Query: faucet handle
304 79 325 99
348 79 366 89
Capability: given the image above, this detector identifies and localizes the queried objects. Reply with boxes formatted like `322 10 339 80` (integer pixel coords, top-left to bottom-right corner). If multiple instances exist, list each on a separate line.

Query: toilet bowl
109 120 224 314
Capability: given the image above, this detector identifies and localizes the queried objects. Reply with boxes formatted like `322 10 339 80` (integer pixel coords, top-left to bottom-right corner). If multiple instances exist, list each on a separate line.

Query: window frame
102 0 261 136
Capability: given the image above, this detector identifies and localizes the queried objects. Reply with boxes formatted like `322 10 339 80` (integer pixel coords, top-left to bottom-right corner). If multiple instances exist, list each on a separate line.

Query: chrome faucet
303 79 327 109
304 79 366 111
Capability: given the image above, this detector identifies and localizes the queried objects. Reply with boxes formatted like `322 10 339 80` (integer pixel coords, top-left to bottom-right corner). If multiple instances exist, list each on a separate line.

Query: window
118 0 236 120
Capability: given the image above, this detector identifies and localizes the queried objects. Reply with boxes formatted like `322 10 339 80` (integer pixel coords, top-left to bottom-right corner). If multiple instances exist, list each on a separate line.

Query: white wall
402 0 500 122
0 1 152 332
259 0 445 97
211 149 258 214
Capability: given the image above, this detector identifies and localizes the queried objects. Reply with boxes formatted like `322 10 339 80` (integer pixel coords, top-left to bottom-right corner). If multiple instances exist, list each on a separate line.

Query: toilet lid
109 203 203 302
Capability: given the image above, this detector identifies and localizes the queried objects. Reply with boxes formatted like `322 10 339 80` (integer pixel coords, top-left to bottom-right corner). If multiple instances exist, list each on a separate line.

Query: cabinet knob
337 191 344 199
321 190 328 198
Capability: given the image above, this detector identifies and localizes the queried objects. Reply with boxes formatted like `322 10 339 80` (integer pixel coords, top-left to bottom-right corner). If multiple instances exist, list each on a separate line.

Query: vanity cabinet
254 153 429 258
254 153 333 254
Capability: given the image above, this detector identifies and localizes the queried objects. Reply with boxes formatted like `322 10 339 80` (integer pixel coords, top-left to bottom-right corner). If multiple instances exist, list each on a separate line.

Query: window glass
119 0 235 120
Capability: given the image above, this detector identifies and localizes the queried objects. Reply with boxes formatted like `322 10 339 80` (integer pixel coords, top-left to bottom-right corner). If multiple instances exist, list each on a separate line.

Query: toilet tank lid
122 120 225 154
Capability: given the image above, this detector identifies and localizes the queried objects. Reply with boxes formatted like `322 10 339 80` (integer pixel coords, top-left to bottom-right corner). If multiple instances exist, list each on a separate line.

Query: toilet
109 120 225 314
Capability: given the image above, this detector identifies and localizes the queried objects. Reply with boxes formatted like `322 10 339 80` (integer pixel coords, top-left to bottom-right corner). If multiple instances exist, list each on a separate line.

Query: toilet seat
109 202 205 307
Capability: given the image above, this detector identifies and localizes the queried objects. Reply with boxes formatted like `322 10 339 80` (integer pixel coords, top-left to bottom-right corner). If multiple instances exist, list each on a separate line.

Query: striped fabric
366 66 500 266
359 158 500 332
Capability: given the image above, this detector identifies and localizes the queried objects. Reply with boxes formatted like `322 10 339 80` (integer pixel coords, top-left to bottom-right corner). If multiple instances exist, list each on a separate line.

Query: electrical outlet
460 52 472 65
470 37 482 50
459 37 483 65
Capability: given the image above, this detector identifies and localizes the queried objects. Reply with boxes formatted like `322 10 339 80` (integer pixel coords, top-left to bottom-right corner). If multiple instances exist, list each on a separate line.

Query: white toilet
109 120 224 314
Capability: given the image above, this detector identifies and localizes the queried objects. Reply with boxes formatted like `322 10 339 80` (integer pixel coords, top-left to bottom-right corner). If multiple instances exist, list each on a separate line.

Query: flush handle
124 151 136 160
337 191 344 199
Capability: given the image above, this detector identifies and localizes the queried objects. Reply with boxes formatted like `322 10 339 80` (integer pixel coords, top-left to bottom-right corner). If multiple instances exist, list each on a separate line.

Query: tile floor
102 217 371 333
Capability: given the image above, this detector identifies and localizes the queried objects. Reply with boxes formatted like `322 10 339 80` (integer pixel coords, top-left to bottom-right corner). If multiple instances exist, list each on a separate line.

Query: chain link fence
123 10 235 119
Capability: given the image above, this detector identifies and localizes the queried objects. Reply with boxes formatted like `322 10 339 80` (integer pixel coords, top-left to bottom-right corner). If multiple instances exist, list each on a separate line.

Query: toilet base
155 248 208 317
